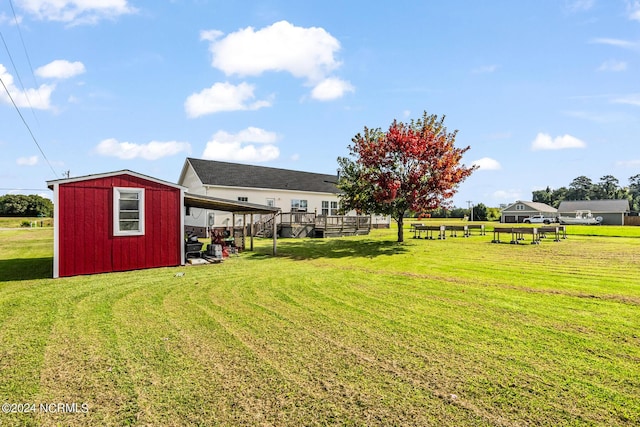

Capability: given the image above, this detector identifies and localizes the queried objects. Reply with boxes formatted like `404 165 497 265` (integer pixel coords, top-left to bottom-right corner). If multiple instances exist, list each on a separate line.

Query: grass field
0 223 639 426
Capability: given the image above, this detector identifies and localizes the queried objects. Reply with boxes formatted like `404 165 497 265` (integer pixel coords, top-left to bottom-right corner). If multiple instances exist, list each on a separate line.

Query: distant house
47 170 185 278
178 158 390 236
500 200 557 223
558 199 630 225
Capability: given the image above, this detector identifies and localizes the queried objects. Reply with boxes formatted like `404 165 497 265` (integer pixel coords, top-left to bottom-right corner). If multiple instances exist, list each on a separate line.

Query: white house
500 200 557 223
178 158 390 236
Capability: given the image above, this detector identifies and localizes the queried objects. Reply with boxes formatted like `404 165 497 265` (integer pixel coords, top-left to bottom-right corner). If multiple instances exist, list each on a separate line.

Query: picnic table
445 225 469 237
466 224 486 236
411 224 446 240
492 227 541 244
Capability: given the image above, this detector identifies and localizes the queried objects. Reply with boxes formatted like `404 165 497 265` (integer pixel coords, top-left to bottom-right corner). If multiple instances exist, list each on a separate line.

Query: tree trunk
397 215 404 242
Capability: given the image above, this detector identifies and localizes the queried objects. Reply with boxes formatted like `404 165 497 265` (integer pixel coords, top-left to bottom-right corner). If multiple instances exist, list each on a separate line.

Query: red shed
47 170 185 278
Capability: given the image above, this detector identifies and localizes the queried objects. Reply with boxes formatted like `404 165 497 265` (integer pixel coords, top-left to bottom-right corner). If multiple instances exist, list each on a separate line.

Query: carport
184 193 281 255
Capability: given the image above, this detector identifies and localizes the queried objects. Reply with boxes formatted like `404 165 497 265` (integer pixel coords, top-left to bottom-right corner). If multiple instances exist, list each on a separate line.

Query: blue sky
1 0 640 208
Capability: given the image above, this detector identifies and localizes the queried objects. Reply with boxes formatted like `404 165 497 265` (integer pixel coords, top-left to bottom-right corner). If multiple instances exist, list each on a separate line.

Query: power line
0 75 58 178
0 30 39 123
8 0 41 97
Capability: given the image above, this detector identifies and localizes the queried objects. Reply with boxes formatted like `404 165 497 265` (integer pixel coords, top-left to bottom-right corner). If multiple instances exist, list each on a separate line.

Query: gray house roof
502 200 557 213
182 158 340 194
558 199 630 213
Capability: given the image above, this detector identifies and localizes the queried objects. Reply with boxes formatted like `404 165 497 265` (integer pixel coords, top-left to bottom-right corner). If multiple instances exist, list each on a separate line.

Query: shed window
114 187 145 236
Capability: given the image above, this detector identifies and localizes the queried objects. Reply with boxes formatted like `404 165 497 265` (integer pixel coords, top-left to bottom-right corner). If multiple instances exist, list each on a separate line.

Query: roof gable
181 158 339 194
558 199 630 213
47 170 185 190
502 200 557 213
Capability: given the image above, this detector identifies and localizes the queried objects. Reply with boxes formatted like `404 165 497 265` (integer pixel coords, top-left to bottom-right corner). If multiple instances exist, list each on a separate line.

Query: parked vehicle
522 214 556 224
558 210 603 225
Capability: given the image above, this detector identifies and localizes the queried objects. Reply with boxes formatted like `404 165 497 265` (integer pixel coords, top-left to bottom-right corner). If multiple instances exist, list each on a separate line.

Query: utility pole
466 200 474 222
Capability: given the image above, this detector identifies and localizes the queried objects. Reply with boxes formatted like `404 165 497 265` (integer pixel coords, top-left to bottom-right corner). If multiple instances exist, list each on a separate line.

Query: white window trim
113 187 145 236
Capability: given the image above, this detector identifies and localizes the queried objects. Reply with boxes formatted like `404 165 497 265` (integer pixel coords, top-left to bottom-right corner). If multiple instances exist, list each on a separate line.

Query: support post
250 213 254 251
272 211 278 255
242 214 246 251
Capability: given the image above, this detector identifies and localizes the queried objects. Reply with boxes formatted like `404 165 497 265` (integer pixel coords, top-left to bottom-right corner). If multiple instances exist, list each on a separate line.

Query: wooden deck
266 213 372 238
314 215 372 238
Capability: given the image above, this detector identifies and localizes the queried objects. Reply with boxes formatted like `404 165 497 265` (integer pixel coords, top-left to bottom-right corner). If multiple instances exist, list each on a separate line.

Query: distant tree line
0 194 53 217
531 174 640 211
418 203 501 221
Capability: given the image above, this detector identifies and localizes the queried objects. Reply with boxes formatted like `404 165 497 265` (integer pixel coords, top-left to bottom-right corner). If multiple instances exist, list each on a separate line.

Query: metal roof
558 199 630 213
47 169 185 190
502 201 557 213
183 158 340 194
184 192 280 215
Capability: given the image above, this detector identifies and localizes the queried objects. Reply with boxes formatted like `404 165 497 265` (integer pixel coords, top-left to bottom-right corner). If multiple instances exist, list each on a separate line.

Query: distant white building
178 158 390 235
500 200 557 223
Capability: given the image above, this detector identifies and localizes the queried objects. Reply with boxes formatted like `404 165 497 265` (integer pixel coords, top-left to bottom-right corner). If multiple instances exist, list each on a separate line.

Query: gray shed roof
502 201 557 213
183 158 339 194
558 199 630 213
184 193 280 215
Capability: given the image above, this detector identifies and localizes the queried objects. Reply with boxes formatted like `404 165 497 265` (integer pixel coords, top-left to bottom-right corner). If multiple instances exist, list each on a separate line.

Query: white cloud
0 64 54 109
566 0 595 12
311 77 354 101
616 159 640 167
205 20 341 82
471 157 501 170
35 60 86 79
471 64 499 74
199 29 223 42
493 189 522 201
184 82 271 118
202 127 279 162
591 38 639 49
597 59 627 72
16 155 39 166
531 133 586 150
612 94 640 106
17 0 136 25
628 1 640 21
94 138 191 160
563 110 630 123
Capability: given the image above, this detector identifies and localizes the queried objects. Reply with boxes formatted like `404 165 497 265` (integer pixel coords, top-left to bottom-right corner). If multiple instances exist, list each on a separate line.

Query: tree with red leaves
337 111 477 242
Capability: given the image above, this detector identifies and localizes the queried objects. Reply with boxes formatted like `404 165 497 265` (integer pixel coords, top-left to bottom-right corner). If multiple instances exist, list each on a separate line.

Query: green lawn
0 224 639 426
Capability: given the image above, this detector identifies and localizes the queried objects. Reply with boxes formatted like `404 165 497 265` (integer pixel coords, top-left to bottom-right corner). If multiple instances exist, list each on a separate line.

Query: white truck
522 214 556 224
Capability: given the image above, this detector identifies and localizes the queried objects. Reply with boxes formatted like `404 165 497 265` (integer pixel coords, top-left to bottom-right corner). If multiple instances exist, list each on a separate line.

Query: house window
113 187 144 236
331 201 338 215
266 198 275 207
238 196 248 202
291 199 308 212
321 201 329 216
516 204 525 211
